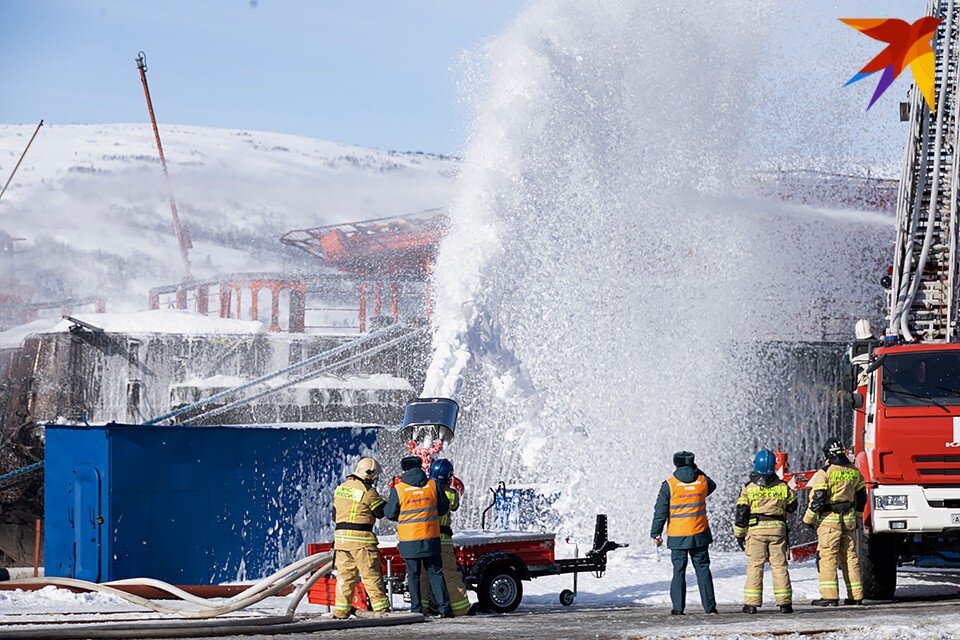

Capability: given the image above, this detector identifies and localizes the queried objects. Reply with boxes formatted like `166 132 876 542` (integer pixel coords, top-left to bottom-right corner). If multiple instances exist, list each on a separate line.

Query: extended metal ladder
889 0 960 342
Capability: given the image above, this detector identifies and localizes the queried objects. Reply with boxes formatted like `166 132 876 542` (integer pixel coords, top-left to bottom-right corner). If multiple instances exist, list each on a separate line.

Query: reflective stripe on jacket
333 476 386 547
667 475 709 537
803 464 865 528
396 480 441 542
734 480 796 538
439 487 458 546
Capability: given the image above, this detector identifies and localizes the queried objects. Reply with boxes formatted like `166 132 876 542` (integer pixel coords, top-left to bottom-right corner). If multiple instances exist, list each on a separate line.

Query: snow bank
50 309 266 335
0 317 61 349
0 585 131 614
1 310 266 348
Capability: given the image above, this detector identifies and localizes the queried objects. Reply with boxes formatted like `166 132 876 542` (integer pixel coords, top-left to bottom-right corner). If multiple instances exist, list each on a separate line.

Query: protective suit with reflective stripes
734 473 797 606
332 475 390 617
802 461 867 601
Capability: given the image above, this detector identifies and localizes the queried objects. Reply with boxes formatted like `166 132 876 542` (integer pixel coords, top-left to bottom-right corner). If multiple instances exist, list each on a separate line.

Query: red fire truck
822 0 960 600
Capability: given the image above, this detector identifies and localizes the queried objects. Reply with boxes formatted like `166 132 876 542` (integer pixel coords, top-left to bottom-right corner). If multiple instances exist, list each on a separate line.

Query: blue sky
0 1 525 155
0 0 931 160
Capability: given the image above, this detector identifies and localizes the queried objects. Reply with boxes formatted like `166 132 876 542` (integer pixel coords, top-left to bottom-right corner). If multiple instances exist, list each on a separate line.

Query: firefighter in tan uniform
734 449 798 614
419 459 471 616
332 457 391 619
803 437 868 606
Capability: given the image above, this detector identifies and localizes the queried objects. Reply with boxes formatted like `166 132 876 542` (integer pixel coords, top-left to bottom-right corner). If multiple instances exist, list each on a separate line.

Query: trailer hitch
586 514 628 570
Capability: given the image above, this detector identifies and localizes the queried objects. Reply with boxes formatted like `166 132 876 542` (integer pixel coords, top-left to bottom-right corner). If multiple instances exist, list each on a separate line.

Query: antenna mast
0 120 44 204
136 51 192 279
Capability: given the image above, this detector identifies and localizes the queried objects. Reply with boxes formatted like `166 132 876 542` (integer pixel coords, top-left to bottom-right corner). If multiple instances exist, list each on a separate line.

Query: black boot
811 599 839 607
843 598 863 606
779 604 793 614
670 610 684 615
741 605 757 614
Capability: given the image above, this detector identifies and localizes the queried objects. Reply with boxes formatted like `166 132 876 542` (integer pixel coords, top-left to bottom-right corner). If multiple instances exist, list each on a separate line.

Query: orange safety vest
666 475 709 537
395 480 441 541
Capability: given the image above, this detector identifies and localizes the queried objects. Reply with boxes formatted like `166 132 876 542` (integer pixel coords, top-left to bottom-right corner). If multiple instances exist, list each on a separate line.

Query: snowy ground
2 548 959 638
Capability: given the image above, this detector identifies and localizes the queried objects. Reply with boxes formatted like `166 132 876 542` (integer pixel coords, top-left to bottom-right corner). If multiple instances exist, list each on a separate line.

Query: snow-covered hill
0 123 457 310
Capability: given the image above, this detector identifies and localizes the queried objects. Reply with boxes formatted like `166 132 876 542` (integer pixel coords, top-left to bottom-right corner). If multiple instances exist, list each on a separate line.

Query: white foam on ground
2 553 958 639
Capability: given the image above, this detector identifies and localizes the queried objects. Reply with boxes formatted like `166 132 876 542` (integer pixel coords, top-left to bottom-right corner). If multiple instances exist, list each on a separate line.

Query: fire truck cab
848 341 960 598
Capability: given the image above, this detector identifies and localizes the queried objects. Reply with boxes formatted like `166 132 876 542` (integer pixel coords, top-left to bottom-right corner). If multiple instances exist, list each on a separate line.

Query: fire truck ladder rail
890 0 960 343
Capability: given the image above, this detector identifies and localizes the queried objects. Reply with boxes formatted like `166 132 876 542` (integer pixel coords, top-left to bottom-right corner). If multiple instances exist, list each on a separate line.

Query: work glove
652 535 663 548
736 537 746 551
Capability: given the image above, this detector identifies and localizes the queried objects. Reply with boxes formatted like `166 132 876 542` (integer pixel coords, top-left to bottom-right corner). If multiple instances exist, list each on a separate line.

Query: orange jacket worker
384 455 452 617
650 451 718 615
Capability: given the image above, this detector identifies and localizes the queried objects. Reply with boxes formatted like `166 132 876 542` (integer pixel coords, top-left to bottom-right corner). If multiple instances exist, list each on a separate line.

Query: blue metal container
44 423 378 584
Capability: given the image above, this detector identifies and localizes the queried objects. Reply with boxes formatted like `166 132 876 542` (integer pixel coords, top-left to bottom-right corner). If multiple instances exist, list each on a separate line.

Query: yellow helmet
354 457 382 481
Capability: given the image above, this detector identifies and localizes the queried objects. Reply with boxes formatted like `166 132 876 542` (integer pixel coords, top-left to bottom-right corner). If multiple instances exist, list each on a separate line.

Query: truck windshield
881 351 960 407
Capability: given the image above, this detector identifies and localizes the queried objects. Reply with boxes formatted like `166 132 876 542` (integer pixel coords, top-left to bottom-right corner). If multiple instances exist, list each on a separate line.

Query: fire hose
0 552 336 638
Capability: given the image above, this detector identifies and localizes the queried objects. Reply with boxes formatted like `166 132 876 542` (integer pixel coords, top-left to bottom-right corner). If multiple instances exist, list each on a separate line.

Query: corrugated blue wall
45 423 378 584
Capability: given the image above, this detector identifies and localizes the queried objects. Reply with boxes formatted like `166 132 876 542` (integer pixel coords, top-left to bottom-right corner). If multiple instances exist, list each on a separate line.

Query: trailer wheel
478 567 523 613
559 589 575 606
858 531 898 600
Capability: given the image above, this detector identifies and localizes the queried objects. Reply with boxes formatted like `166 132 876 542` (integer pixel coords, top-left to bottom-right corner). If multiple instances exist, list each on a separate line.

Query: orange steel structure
280 209 446 331
149 274 307 333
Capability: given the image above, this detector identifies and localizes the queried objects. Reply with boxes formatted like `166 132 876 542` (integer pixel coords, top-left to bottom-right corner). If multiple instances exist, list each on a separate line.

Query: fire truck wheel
559 589 575 606
858 532 898 600
478 567 523 613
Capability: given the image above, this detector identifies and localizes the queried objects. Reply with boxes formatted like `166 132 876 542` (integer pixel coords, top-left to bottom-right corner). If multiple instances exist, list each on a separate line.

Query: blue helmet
429 459 454 484
753 449 776 475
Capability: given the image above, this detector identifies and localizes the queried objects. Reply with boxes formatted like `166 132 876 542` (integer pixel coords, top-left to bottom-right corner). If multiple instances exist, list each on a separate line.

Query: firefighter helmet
822 437 846 460
753 449 776 475
354 457 382 481
429 459 454 484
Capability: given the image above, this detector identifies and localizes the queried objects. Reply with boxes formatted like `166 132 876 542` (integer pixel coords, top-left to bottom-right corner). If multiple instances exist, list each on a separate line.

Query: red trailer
308 514 625 613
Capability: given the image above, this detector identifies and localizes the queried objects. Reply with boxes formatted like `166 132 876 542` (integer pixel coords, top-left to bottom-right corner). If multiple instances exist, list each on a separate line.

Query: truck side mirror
852 391 864 409
841 363 855 393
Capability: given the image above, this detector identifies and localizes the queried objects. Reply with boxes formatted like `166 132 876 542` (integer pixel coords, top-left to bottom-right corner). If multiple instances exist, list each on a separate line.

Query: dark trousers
405 556 450 614
670 546 716 613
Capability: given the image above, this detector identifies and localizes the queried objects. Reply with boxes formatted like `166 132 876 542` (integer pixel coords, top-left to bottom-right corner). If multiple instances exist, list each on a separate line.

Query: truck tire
478 567 523 613
858 531 898 600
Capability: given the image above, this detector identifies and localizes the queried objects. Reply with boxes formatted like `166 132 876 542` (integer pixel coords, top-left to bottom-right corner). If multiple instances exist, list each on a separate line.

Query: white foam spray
425 0 896 541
